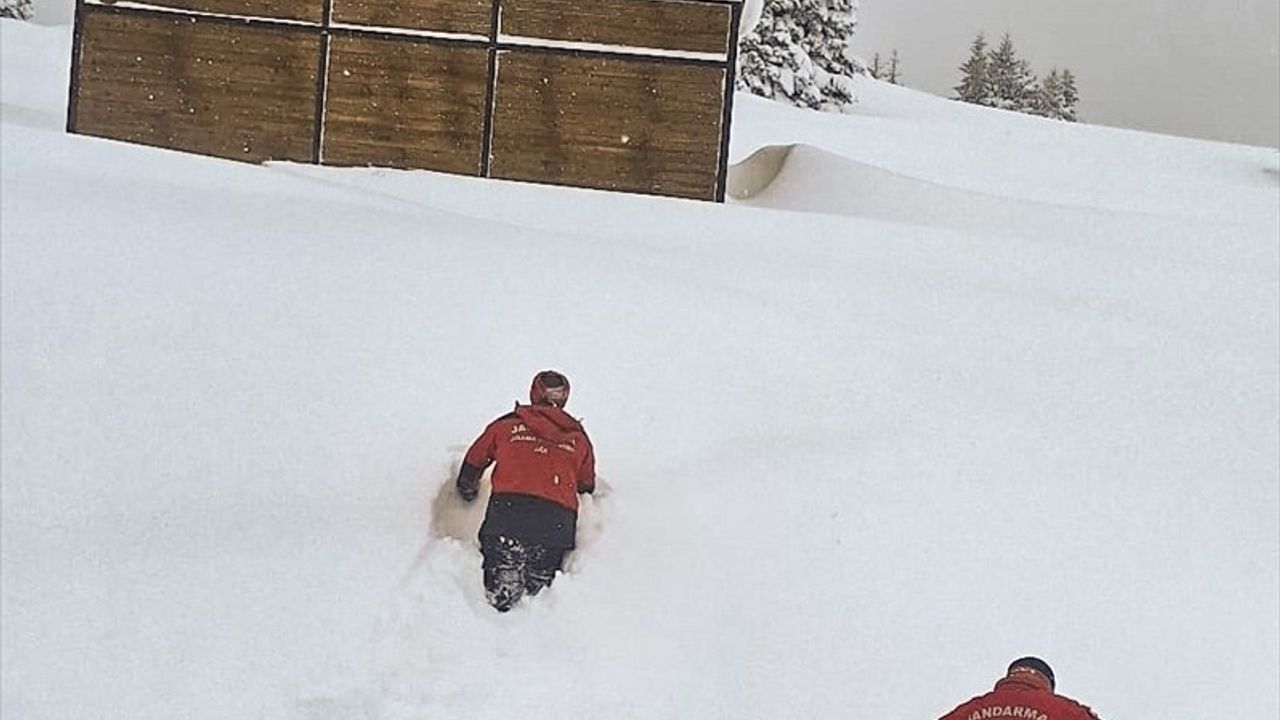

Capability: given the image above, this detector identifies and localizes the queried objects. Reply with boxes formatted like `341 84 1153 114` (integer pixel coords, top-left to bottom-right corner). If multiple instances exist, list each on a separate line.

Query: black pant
480 534 567 612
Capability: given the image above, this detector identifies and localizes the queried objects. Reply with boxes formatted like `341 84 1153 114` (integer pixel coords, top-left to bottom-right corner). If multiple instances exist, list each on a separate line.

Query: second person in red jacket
456 370 596 612
937 657 1102 720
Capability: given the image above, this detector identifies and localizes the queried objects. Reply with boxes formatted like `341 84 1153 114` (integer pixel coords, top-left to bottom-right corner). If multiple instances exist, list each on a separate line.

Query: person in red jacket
455 370 596 612
938 657 1102 720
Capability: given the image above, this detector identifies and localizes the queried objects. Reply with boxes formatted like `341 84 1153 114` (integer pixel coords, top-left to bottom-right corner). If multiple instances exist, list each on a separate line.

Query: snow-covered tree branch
737 0 865 111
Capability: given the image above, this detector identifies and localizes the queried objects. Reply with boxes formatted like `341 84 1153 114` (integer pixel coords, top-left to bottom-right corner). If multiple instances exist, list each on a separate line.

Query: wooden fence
66 0 741 201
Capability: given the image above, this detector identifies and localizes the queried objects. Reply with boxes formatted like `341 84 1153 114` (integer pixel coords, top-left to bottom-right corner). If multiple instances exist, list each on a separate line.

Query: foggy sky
854 0 1280 148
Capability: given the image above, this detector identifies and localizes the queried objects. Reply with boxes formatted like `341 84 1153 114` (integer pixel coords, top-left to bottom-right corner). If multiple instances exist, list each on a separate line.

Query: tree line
735 0 1084 125
868 50 901 85
955 31 1079 121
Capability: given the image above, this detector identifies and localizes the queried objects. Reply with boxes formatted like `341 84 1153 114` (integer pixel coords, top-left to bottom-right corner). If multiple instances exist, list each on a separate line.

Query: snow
3 17 1279 720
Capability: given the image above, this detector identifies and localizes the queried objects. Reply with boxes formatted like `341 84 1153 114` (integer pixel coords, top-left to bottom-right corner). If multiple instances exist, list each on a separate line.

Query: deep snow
3 16 1279 720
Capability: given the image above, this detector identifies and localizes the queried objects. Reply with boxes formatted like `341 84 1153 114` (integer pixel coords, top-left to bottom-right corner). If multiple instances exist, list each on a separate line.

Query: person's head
529 370 570 408
1007 656 1055 690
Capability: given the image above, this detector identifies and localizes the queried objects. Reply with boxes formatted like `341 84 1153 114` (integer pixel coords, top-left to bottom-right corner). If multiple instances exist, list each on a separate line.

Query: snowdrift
730 141 1270 244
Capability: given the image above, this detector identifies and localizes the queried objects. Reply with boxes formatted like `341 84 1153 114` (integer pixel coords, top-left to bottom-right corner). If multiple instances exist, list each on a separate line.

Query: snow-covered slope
3 18 1278 720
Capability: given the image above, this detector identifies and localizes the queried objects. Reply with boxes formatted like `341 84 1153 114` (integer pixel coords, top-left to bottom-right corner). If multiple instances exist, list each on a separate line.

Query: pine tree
737 0 863 110
1 0 33 20
1059 68 1079 121
886 48 900 84
954 32 991 105
986 33 1037 111
1033 69 1065 119
870 52 883 80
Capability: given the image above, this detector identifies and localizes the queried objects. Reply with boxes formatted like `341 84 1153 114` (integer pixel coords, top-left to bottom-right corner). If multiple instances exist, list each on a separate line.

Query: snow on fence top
66 0 743 201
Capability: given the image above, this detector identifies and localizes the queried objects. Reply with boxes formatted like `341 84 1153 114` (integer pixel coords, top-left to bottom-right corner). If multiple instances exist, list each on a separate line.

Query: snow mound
731 142 1274 242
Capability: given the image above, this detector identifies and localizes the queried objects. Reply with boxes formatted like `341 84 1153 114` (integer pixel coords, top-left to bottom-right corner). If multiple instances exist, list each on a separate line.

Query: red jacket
939 673 1101 720
463 404 595 511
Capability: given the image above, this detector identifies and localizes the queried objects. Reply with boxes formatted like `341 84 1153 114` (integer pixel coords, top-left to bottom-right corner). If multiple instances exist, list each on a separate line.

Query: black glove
456 462 481 502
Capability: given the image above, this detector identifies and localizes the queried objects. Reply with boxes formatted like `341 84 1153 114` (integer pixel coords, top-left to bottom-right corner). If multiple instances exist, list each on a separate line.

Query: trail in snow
297 453 613 720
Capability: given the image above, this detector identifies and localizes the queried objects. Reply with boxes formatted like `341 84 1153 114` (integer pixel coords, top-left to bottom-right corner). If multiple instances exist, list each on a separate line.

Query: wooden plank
489 50 725 200
322 34 489 174
125 0 324 23
331 0 493 35
499 0 731 55
71 8 321 163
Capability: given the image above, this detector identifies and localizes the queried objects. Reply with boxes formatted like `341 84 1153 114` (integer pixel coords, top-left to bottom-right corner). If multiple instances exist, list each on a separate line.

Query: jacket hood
514 403 584 441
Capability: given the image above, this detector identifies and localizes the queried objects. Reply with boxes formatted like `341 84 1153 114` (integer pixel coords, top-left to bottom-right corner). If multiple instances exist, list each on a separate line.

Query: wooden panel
129 0 323 23
489 51 725 200
71 8 320 163
322 35 489 174
331 0 493 35
500 0 731 55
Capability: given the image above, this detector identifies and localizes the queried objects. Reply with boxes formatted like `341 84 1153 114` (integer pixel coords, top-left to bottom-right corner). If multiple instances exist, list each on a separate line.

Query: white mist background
855 0 1280 147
